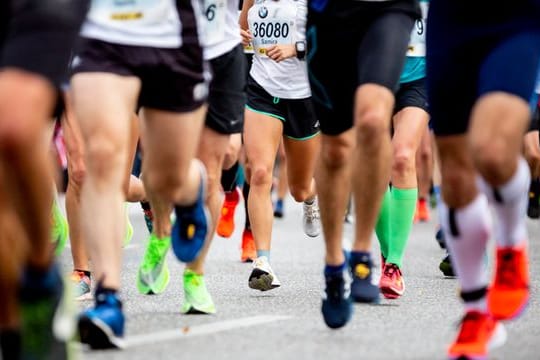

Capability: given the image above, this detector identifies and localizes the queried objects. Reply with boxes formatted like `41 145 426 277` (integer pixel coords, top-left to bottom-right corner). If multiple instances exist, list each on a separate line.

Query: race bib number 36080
248 2 296 56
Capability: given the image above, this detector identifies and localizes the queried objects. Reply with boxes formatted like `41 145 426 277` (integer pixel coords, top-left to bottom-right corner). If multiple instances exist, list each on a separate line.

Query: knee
289 185 311 203
355 108 390 148
321 139 353 169
249 165 273 189
392 144 416 175
470 139 508 179
84 137 125 181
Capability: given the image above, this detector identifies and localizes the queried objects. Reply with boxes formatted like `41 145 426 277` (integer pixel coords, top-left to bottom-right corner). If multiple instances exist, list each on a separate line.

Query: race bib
407 1 429 57
202 0 227 46
248 1 296 57
88 0 171 24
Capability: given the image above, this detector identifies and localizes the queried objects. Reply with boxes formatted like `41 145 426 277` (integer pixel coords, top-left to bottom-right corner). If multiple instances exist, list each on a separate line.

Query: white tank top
202 0 242 60
247 0 310 99
81 0 202 48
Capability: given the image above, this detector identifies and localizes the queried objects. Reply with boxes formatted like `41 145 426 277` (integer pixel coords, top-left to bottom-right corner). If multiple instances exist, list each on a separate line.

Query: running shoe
140 201 154 234
240 228 257 263
181 269 216 314
527 178 539 219
380 254 386 273
216 186 241 238
448 311 506 360
440 253 455 277
71 270 92 301
123 206 134 247
20 264 74 360
78 286 125 349
415 198 430 222
321 268 353 329
248 256 281 291
137 234 171 295
171 163 211 263
273 198 284 218
488 245 530 320
379 263 405 299
303 198 321 237
349 254 380 303
51 202 69 257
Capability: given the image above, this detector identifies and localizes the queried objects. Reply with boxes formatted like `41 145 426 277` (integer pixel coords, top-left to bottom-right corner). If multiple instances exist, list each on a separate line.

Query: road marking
123 315 291 348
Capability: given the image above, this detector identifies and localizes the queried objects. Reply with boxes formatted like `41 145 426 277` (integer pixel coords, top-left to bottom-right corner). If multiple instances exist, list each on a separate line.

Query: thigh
283 135 320 190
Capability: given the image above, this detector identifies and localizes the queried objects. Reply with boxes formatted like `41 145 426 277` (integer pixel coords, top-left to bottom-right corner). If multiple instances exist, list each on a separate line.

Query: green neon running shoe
51 200 69 257
181 269 216 314
137 234 171 295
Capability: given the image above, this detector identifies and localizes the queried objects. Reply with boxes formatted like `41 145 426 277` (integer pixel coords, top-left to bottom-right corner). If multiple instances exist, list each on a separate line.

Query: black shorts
206 44 246 134
71 38 207 113
395 77 429 114
426 0 540 136
246 75 320 140
307 0 420 136
0 0 89 88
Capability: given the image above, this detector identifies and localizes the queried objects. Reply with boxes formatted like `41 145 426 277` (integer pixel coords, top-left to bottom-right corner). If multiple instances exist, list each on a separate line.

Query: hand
240 29 253 47
266 44 296 62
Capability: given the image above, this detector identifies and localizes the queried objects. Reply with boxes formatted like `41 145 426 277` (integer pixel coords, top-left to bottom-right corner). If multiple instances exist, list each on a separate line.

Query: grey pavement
57 195 540 360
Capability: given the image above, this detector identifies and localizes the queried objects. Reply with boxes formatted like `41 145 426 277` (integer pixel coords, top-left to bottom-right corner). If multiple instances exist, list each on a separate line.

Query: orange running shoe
488 245 530 321
379 263 405 299
240 229 257 263
216 187 241 238
416 198 430 222
448 311 506 360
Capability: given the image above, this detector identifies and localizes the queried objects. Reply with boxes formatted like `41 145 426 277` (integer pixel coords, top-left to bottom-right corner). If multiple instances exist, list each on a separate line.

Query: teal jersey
399 56 426 84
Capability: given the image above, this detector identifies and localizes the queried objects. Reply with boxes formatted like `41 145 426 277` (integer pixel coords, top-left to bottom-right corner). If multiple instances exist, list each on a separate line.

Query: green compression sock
386 187 418 268
375 186 392 259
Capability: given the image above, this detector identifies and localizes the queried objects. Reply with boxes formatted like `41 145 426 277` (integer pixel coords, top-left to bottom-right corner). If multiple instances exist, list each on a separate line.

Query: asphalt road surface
57 195 540 360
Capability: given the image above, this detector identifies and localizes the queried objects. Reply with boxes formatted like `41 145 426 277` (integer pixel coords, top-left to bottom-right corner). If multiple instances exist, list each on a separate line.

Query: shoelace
455 312 488 343
384 264 400 279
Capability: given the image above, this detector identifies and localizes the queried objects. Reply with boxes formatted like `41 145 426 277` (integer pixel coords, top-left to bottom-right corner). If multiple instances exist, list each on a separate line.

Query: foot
216 186 241 238
51 204 69 257
137 233 171 295
379 263 405 299
448 311 506 360
273 199 284 218
349 253 380 303
439 253 455 277
181 269 216 314
415 198 430 223
321 268 353 329
20 264 74 360
171 163 211 263
71 270 92 301
436 225 446 249
78 287 125 349
248 256 281 291
302 198 321 237
240 229 257 263
488 245 530 320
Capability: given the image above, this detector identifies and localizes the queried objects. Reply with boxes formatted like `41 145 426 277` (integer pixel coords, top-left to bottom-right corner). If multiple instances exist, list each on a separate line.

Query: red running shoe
216 187 241 238
379 263 405 299
488 244 530 320
448 311 506 360
240 229 257 263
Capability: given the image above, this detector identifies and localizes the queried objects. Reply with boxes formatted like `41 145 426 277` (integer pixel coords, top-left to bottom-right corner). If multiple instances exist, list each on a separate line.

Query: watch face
296 42 305 51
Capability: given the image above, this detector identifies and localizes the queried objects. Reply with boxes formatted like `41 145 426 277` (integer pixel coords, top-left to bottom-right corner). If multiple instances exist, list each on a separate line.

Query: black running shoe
439 253 455 277
435 226 446 249
322 269 353 329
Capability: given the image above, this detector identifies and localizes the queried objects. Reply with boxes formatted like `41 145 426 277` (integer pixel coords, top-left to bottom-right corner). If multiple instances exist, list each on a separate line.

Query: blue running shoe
171 162 211 263
20 263 74 360
78 285 125 349
322 269 353 329
349 253 380 304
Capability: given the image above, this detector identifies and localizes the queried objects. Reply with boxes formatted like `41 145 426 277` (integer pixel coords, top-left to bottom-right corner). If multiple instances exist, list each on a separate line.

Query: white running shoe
248 256 281 291
303 198 321 237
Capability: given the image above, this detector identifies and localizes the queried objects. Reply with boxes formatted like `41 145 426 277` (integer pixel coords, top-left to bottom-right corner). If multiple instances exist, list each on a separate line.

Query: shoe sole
248 269 279 291
78 316 125 350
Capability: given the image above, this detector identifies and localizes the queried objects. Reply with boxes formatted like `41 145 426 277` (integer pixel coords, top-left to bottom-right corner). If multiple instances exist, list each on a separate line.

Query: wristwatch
295 41 306 60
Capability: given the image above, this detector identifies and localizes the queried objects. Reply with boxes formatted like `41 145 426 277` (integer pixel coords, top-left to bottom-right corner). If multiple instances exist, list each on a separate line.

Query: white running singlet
203 0 242 60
